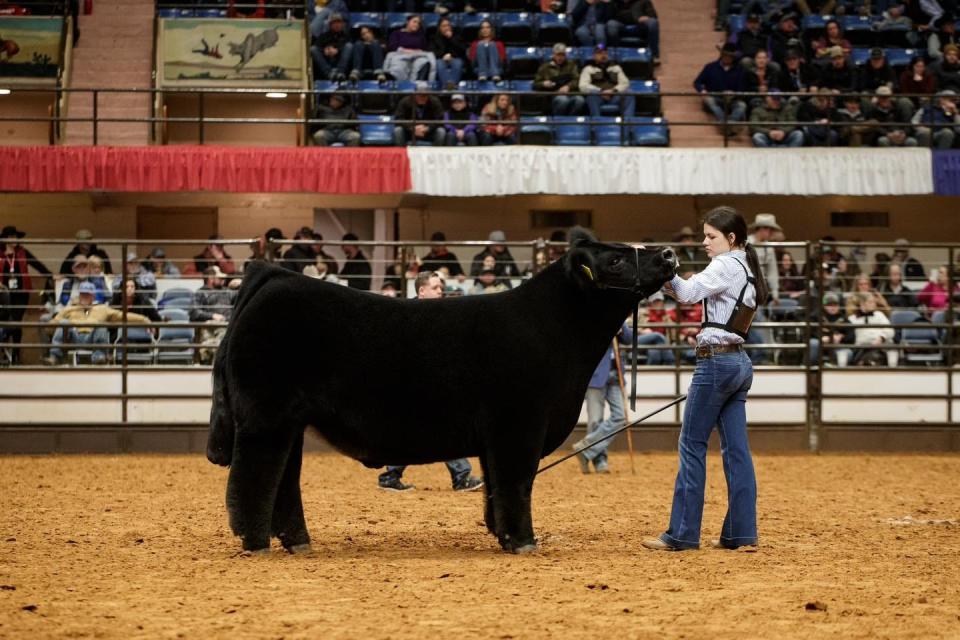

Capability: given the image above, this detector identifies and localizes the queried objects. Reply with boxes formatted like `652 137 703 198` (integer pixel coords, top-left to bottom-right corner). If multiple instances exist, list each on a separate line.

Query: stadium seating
592 116 623 146
626 117 669 146
519 115 553 144
535 13 573 45
114 326 156 365
358 114 396 145
553 116 591 145
506 46 545 79
156 325 196 365
499 13 535 46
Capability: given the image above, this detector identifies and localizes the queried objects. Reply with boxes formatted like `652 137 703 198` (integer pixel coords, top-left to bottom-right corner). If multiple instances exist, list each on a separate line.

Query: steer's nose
661 247 678 268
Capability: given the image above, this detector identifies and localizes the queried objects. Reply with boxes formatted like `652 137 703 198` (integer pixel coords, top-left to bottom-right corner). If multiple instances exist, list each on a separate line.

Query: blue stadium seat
801 14 830 35
626 116 669 146
841 15 877 47
506 46 544 79
901 326 943 365
850 47 871 65
536 13 572 45
314 80 341 95
460 12 497 42
726 14 746 35
351 12 385 38
630 79 661 116
553 115 591 145
157 8 178 18
358 114 396 145
615 47 653 80
355 80 394 114
884 48 917 69
573 46 594 64
499 12 534 46
385 12 410 33
156 325 195 365
200 8 227 17
176 8 195 17
618 23 649 48
159 308 189 322
591 116 623 146
878 21 912 48
519 116 553 144
114 326 155 365
158 288 194 311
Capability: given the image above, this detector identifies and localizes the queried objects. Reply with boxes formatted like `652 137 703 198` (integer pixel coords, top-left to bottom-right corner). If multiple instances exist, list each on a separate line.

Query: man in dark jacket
419 231 465 281
59 228 113 275
533 43 585 116
816 46 855 92
312 94 360 147
856 48 896 93
777 50 816 93
191 266 236 364
869 86 917 147
614 0 659 62
340 233 372 291
693 43 746 128
735 12 769 68
282 227 318 273
814 292 854 366
798 88 839 145
311 13 353 81
393 82 446 146
469 230 520 287
770 12 804 65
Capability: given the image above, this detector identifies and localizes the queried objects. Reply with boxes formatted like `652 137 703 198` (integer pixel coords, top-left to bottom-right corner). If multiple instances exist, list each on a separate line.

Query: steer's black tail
206 261 282 466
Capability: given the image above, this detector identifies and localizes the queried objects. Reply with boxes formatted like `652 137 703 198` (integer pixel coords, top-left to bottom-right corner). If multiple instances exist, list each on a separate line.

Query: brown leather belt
695 344 743 359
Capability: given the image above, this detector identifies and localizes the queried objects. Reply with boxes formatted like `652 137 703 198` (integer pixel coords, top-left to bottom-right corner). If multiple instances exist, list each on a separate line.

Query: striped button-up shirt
668 250 756 346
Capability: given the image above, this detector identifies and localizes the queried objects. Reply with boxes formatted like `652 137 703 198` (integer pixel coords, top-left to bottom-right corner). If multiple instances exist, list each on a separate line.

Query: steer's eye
609 256 623 268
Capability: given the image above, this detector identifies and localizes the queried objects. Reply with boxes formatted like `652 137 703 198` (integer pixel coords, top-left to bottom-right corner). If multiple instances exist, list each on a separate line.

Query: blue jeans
752 130 805 147
702 95 746 123
351 42 385 77
661 351 757 550
473 42 501 79
50 323 110 364
312 43 354 79
575 22 612 46
636 18 659 57
379 459 472 487
638 331 674 365
436 57 464 87
586 93 636 117
580 381 625 464
552 94 585 116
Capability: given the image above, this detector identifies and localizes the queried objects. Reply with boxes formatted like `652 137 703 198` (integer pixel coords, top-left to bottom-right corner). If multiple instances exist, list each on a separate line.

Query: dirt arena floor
1 451 958 639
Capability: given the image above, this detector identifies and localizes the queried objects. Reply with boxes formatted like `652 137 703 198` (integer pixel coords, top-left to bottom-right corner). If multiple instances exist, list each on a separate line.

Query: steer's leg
271 428 311 553
226 427 295 553
485 441 540 553
479 455 497 536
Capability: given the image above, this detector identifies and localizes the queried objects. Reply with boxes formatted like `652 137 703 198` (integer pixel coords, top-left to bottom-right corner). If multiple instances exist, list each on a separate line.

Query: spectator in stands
834 93 872 146
918 265 958 314
795 0 836 16
675 296 703 363
933 43 960 92
191 266 236 365
929 12 959 61
580 43 636 117
875 3 916 34
86 256 111 301
817 46 856 92
856 48 896 94
111 277 162 323
891 238 927 280
143 247 180 277
308 0 350 39
470 230 520 284
480 93 519 144
379 281 399 297
912 89 960 148
311 13 353 81
350 26 387 82
748 214 782 302
59 255 102 308
779 251 805 298
470 257 510 294
534 44 586 116
693 43 746 132
0 282 9 355
432 17 468 88
1 225 52 363
636 291 674 364
59 229 113 276
282 227 319 273
385 15 436 82
799 88 839 145
734 13 770 70
340 233 372 291
393 81 446 146
672 225 708 273
879 263 918 309
547 229 568 263
383 247 420 290
312 94 360 147
45 281 150 366
112 252 156 301
244 228 284 272
848 292 896 366
847 273 892 317
572 0 619 47
812 20 851 63
744 50 781 102
777 49 816 94
749 90 804 146
443 93 481 146
871 86 919 147
420 231 465 281
614 0 660 63
190 235 237 276
899 56 937 119
469 20 506 82
813 292 854 366
311 232 340 276
770 13 804 66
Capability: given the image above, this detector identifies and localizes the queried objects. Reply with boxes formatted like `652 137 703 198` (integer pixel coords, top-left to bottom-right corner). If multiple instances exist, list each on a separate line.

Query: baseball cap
78 282 97 295
870 47 885 59
126 251 138 263
594 43 607 52
75 229 93 241
328 12 344 22
488 230 506 243
875 86 893 96
414 80 431 93
721 42 737 55
451 93 466 102
150 247 166 258
822 292 840 305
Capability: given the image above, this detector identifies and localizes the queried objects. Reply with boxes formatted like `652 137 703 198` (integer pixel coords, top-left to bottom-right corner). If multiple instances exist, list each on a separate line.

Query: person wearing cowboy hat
2 225 53 363
672 225 708 273
748 213 781 304
58 228 114 276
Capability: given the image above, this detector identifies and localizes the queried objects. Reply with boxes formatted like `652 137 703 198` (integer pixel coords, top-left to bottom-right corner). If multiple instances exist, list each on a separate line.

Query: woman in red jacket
480 93 518 144
469 20 505 82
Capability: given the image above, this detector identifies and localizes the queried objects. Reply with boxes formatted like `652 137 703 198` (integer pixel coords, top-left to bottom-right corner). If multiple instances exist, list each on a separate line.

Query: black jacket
817 63 855 92
281 244 317 273
736 28 768 59
432 32 467 60
393 95 445 133
341 251 372 291
59 244 113 275
420 249 465 277
315 101 358 135
616 0 657 24
856 62 896 92
110 291 163 323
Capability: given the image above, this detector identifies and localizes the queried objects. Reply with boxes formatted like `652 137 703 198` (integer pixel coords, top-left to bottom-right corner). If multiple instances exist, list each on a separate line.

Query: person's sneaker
348 69 360 82
571 439 591 474
453 476 484 492
477 75 488 82
492 75 502 83
594 459 610 474
42 354 61 366
376 71 387 83
378 477 415 492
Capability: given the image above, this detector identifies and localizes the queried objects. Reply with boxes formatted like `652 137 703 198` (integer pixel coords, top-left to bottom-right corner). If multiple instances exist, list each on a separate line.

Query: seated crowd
696 2 960 147
1 221 957 367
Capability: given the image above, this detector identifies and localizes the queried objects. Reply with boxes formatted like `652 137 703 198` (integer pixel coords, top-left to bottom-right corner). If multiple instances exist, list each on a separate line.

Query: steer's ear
565 227 599 286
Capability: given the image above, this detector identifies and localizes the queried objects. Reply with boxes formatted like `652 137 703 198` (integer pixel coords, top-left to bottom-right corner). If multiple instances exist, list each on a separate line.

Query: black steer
207 229 677 554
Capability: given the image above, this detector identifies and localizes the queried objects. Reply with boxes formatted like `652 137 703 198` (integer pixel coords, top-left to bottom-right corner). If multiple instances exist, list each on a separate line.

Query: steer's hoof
240 547 271 557
513 543 537 554
286 543 313 555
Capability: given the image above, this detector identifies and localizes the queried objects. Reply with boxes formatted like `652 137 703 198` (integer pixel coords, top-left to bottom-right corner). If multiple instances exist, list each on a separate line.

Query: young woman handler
642 206 769 552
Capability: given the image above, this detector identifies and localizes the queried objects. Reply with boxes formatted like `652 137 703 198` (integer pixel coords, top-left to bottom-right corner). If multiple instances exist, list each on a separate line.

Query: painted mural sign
0 16 64 83
159 18 305 88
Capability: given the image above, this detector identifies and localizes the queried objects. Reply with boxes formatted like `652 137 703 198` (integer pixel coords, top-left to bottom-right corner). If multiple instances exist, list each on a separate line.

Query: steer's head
564 228 678 299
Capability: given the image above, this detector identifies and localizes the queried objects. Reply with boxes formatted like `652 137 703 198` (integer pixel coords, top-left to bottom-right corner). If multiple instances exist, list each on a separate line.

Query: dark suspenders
701 258 757 340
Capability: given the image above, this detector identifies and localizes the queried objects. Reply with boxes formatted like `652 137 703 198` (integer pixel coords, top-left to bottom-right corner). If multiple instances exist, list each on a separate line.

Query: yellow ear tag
581 264 595 281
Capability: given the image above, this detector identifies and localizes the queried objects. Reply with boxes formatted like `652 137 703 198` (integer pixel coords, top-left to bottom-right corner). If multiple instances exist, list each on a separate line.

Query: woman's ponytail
745 243 770 306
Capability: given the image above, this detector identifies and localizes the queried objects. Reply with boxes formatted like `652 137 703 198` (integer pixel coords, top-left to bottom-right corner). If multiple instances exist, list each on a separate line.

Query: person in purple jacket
384 15 436 81
443 93 480 146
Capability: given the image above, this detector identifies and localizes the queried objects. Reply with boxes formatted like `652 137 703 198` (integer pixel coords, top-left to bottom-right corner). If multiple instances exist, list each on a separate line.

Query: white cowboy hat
751 213 782 231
